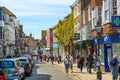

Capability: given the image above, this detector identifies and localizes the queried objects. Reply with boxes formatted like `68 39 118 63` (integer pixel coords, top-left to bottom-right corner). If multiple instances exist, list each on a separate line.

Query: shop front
94 33 120 72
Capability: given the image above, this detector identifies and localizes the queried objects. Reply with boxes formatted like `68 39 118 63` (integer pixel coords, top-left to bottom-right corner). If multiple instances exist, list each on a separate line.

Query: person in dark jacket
86 51 93 74
77 53 84 72
51 55 54 65
110 54 119 80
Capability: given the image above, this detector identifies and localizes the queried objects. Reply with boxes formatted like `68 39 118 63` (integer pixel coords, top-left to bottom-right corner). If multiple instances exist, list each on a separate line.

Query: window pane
0 61 14 68
105 10 109 21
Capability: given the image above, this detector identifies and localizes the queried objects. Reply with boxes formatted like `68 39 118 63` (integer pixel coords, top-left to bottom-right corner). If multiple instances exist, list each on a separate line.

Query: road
26 60 72 80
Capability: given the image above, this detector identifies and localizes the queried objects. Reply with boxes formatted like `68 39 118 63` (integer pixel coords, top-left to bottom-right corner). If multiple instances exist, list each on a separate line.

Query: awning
76 41 82 46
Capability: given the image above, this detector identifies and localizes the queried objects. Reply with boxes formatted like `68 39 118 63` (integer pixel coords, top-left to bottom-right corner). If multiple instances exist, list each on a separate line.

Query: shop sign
111 16 120 28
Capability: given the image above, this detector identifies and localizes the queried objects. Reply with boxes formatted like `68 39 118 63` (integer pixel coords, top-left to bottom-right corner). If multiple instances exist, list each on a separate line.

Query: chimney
30 33 32 37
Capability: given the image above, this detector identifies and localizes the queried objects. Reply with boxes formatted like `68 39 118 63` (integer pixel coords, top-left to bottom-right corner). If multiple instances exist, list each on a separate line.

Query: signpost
111 16 120 28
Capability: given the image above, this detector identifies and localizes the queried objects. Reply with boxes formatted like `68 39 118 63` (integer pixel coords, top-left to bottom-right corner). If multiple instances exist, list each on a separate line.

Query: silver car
0 58 25 80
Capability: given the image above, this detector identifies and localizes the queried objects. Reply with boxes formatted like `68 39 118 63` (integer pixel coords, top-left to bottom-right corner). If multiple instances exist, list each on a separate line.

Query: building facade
91 0 120 72
72 0 93 56
0 7 17 57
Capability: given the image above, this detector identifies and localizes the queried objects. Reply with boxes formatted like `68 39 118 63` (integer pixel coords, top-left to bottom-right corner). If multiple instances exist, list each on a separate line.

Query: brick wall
103 23 112 35
91 0 103 10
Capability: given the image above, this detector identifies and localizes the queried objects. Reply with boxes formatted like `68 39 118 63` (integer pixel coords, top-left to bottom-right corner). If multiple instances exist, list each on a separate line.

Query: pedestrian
110 54 119 80
93 52 97 73
77 53 84 73
51 55 54 65
44 55 47 62
64 55 69 75
86 51 93 74
57 56 60 64
69 54 73 73
118 64 120 80
59 55 61 62
40 54 43 62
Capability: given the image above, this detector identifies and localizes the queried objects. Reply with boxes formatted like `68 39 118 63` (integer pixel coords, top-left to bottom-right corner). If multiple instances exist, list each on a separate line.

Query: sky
0 0 76 39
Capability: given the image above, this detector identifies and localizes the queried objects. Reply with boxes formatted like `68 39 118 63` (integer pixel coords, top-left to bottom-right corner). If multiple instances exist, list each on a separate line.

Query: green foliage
54 9 74 46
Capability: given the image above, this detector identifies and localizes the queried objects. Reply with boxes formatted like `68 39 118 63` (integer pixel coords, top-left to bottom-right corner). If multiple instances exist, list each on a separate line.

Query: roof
0 6 16 18
71 0 80 8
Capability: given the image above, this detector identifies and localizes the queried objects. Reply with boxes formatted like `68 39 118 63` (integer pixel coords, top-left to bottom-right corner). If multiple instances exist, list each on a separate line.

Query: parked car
0 58 25 80
21 54 34 68
18 57 32 76
30 50 38 60
0 71 6 80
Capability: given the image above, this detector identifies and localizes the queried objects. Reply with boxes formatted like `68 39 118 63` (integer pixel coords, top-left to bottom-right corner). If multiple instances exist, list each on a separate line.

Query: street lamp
95 21 102 80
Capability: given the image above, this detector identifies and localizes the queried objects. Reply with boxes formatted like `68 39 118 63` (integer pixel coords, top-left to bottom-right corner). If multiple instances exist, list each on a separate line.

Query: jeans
112 75 118 80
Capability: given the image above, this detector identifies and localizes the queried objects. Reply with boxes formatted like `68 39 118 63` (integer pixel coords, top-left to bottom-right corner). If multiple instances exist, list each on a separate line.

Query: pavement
53 61 112 80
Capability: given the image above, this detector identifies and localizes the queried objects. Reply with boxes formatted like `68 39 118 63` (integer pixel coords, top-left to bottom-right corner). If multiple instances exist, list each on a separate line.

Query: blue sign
93 38 98 45
103 36 111 44
111 16 120 28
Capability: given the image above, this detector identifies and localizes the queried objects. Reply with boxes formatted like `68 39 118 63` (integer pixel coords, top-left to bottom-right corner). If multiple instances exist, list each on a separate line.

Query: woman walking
77 53 85 72
64 55 69 75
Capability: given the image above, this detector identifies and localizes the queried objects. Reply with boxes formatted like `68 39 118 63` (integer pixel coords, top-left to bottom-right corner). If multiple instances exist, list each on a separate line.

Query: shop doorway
104 44 112 72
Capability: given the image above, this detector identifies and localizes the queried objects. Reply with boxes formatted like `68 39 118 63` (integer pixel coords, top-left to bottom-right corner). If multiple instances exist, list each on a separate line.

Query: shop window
99 44 104 63
112 0 117 15
83 10 85 24
112 43 120 61
105 10 109 21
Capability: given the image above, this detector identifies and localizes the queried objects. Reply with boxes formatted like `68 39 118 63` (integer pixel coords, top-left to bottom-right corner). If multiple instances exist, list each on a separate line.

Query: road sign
111 16 120 28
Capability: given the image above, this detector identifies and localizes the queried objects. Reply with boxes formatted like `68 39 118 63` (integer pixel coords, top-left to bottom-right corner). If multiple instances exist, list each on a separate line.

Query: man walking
86 51 93 74
110 54 119 80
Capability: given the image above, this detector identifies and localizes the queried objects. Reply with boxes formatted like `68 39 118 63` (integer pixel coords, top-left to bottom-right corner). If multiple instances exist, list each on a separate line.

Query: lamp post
95 21 102 80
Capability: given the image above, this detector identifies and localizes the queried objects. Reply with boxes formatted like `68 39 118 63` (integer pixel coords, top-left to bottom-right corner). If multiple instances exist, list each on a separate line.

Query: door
104 44 112 72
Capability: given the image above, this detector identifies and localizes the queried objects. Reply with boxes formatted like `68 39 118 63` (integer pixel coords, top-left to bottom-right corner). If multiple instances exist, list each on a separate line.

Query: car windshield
0 61 15 68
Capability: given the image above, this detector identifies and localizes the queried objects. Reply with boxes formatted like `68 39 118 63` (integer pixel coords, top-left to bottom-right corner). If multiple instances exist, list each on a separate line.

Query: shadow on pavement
26 74 52 80
39 74 52 80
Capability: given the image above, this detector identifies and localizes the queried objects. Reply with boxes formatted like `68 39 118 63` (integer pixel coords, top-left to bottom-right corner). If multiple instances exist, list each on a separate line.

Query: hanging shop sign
111 16 120 28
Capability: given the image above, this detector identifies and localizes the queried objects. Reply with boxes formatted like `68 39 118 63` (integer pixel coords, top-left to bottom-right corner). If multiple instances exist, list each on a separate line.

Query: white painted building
0 7 17 57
